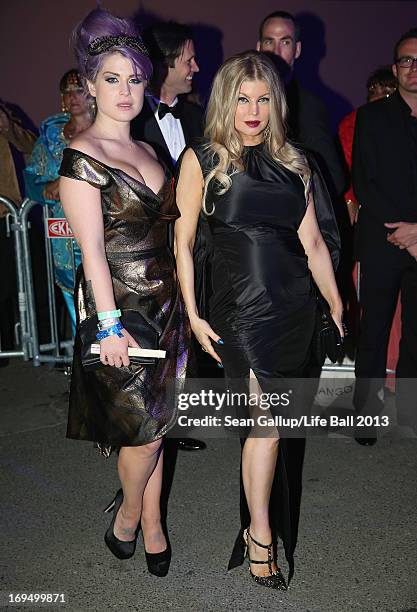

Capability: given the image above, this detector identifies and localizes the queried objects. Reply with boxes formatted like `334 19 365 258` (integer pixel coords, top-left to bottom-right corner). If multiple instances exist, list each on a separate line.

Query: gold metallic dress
59 148 190 448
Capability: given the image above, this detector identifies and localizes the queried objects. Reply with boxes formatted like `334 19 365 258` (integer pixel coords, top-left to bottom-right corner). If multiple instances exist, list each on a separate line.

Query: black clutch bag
313 296 343 365
79 309 162 370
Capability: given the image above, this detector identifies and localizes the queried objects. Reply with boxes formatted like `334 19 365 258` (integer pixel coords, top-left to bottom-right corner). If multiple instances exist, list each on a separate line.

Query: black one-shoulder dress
59 148 190 449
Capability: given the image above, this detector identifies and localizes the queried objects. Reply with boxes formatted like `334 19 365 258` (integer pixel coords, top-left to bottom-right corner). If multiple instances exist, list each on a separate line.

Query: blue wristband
96 322 124 341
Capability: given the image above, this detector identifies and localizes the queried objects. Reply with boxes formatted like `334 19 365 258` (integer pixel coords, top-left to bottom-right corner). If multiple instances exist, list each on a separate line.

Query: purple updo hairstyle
72 7 153 85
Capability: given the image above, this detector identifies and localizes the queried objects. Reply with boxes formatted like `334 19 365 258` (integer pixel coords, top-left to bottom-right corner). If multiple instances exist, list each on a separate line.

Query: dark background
2 0 417 130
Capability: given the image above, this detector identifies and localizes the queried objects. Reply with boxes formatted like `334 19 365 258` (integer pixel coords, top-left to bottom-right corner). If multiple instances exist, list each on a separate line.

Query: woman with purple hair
58 8 190 575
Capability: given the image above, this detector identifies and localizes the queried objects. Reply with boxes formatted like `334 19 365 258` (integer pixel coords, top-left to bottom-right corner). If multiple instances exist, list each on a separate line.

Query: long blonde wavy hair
202 50 311 214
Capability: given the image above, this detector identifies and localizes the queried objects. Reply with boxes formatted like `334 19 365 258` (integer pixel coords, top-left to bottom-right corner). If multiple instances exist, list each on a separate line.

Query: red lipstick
245 121 260 127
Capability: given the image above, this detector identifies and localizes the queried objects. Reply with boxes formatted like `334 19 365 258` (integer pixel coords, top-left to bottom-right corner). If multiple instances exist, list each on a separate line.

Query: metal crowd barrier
0 196 32 361
0 195 76 367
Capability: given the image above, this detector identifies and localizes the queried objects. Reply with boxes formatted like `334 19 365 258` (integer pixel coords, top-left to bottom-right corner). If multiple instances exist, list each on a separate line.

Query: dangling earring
264 124 271 140
61 94 67 113
89 97 97 117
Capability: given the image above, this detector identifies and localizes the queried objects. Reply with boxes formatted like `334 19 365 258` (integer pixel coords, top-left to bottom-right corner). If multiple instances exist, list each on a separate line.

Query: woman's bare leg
141 446 167 553
242 370 279 576
113 440 163 544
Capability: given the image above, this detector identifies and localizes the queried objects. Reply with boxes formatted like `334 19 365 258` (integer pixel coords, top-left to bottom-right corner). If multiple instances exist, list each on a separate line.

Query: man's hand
385 222 417 249
43 179 60 202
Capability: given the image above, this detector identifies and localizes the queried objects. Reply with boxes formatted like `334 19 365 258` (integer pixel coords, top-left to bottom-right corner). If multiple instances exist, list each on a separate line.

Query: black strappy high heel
103 489 137 560
243 528 287 590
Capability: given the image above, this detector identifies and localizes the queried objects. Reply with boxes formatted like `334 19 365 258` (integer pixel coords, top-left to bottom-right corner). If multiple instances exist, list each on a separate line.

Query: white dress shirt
147 95 186 164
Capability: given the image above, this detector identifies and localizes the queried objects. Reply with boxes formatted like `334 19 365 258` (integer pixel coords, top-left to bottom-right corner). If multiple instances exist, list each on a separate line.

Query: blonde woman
175 51 343 589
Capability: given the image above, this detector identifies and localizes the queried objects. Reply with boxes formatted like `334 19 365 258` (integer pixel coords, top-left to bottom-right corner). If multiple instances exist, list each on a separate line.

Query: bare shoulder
68 130 102 158
176 147 204 199
135 140 157 160
180 147 203 177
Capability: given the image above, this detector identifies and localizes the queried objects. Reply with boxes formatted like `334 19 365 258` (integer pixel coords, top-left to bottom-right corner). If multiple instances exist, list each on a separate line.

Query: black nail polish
217 339 224 345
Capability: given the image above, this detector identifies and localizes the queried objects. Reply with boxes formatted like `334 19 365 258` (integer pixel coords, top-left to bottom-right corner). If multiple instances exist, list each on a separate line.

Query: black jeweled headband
87 35 149 57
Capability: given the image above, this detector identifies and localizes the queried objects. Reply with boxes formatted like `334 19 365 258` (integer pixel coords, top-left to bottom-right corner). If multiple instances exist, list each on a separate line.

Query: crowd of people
1 5 417 590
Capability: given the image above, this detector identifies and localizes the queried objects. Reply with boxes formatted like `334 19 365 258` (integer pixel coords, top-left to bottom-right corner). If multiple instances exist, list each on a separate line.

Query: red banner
46 218 74 239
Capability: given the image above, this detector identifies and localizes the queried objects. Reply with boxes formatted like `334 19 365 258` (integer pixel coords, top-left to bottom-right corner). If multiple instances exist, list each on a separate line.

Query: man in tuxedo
352 28 417 443
131 22 203 172
131 22 206 451
256 10 345 200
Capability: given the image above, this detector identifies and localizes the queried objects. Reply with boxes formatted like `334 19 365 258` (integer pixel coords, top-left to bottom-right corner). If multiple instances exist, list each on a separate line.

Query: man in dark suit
131 22 203 173
131 22 206 451
352 28 417 443
256 10 345 200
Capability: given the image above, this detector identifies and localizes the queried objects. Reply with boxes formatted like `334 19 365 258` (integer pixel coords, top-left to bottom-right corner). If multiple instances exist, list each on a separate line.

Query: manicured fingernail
217 362 224 368
217 339 224 345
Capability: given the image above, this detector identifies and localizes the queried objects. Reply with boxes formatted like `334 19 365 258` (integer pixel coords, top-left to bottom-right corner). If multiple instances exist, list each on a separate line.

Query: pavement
0 359 416 612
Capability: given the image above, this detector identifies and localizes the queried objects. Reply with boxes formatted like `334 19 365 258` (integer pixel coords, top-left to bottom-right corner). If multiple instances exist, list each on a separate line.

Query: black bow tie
157 102 181 120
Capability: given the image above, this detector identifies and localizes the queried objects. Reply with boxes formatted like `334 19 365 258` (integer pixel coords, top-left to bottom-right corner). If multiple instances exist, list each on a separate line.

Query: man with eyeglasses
352 28 417 443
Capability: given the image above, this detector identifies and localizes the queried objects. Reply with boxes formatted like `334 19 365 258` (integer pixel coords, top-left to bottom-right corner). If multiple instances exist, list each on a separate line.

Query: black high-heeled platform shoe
144 542 172 577
103 489 137 560
243 529 287 590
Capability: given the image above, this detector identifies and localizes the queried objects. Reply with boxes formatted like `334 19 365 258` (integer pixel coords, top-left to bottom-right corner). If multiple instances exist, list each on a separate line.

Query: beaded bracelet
97 309 121 321
96 322 124 341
